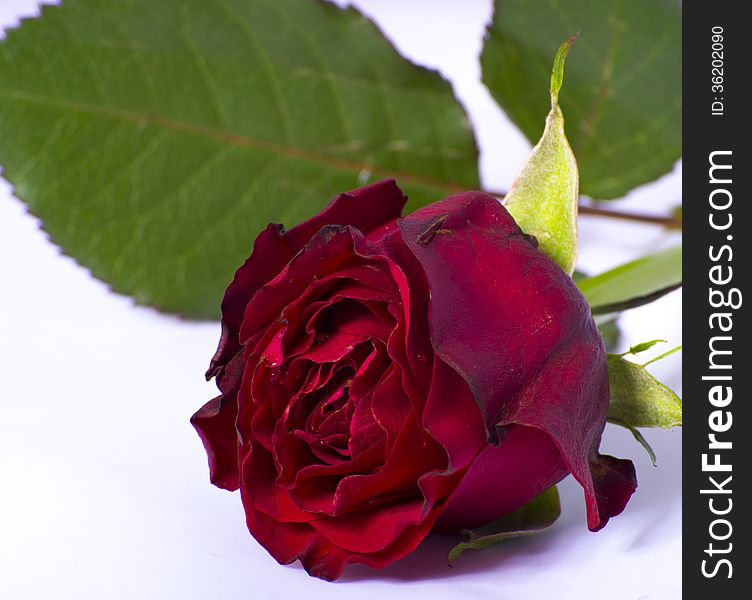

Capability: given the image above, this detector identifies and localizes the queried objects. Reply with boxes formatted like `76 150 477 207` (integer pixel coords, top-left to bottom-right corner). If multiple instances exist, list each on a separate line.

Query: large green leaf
0 0 478 318
482 0 681 199
577 246 682 314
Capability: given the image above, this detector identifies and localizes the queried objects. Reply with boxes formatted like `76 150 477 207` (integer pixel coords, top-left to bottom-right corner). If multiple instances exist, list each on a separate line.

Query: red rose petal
332 421 444 515
208 224 293 378
348 341 390 401
210 180 406 378
508 338 637 531
586 453 638 531
366 221 434 394
239 226 362 343
284 179 406 251
190 350 245 490
400 192 636 531
367 365 415 454
399 193 569 434
289 441 386 513
311 499 426 553
245 445 317 523
422 356 486 474
435 424 569 531
347 392 387 459
350 504 445 571
190 395 240 491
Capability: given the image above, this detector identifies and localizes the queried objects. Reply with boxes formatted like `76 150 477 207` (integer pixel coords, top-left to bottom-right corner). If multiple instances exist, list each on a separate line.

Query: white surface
0 1 682 598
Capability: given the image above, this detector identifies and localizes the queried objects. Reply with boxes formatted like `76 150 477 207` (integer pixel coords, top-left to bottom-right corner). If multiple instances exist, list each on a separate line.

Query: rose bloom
192 180 636 580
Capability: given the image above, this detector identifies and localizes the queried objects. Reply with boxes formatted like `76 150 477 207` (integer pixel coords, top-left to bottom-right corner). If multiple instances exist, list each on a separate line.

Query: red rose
192 179 636 580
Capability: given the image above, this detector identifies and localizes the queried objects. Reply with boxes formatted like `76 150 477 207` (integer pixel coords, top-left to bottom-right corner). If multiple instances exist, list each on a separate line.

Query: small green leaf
609 418 658 466
607 353 682 429
577 246 682 314
448 486 561 565
624 339 666 355
550 34 578 106
642 344 681 367
482 0 681 199
0 0 479 319
503 37 579 275
607 349 681 463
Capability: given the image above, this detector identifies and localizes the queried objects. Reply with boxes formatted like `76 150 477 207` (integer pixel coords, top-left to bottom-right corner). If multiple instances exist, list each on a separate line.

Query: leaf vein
0 87 464 193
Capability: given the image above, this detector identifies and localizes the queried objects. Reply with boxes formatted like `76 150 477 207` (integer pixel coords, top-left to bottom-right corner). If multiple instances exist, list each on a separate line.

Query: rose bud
191 179 637 581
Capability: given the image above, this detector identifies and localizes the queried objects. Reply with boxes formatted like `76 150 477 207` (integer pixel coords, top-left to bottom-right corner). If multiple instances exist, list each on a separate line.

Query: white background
0 1 682 598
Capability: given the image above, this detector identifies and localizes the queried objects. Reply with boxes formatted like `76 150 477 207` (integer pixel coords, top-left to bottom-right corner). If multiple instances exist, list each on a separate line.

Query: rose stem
483 189 682 229
576 204 682 228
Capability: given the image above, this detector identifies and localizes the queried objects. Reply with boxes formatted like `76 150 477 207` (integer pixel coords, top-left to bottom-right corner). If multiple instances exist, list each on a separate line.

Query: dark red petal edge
191 351 245 490
588 453 638 531
191 395 240 491
208 179 406 378
240 446 445 581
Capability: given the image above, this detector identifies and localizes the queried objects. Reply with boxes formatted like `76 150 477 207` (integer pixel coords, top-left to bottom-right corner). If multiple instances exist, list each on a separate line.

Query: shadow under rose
335 523 575 583
272 422 682 584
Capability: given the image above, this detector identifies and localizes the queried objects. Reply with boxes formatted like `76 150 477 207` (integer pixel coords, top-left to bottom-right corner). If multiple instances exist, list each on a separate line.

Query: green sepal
448 486 561 565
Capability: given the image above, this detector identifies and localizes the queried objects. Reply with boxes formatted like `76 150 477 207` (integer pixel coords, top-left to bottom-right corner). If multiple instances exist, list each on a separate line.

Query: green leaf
642 344 681 367
503 36 579 275
577 246 682 314
0 0 479 319
609 418 658 466
572 269 588 283
607 352 682 429
482 0 681 199
624 339 666 355
448 486 561 565
581 271 621 350
596 315 621 352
